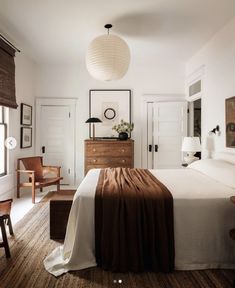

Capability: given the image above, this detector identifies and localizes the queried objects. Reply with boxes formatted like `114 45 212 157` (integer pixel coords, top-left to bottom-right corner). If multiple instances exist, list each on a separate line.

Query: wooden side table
49 190 75 239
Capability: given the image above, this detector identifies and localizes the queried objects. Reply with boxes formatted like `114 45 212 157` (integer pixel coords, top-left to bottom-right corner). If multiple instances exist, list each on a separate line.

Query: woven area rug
0 191 234 288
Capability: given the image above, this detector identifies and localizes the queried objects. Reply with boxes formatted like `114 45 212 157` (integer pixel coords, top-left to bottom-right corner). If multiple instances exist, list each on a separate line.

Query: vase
119 132 128 140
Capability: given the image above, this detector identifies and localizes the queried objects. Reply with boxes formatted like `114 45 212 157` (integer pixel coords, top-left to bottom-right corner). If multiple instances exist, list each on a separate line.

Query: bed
44 156 235 277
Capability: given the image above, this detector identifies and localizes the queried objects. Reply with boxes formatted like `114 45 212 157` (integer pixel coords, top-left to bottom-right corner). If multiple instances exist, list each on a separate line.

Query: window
186 65 205 102
0 106 7 176
189 80 201 97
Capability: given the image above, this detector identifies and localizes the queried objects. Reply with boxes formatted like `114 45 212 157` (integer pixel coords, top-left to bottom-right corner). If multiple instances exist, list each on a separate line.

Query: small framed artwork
21 127 32 148
89 89 131 138
226 96 235 147
21 103 32 126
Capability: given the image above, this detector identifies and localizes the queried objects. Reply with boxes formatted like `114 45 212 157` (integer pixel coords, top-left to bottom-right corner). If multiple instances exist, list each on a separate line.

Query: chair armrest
17 170 35 174
42 166 61 177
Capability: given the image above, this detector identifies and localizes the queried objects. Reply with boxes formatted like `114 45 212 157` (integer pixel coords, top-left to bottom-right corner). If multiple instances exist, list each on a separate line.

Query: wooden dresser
84 139 134 174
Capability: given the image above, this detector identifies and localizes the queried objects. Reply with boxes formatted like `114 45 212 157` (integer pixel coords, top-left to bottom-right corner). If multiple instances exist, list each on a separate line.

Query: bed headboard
213 152 235 164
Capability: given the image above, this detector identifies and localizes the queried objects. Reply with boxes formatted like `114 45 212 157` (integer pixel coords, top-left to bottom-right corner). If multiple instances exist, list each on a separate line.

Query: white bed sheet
44 168 235 276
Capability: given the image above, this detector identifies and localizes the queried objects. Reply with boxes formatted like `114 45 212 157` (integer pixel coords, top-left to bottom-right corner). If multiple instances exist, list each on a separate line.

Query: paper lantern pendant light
86 24 130 81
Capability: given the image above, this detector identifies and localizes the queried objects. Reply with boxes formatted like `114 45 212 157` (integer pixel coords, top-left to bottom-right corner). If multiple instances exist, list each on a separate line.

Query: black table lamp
85 117 102 140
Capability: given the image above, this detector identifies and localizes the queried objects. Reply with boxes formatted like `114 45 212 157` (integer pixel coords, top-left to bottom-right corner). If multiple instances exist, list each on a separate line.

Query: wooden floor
0 191 235 288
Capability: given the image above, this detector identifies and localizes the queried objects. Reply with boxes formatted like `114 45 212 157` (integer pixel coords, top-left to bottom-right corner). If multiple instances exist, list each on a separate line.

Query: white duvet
44 168 235 276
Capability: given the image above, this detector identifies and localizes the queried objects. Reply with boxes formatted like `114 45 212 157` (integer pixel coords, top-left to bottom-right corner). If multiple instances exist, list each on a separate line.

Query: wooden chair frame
0 199 13 258
17 157 63 204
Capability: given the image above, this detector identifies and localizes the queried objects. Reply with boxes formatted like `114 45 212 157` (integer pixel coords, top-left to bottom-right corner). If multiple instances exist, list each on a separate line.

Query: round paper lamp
86 24 130 81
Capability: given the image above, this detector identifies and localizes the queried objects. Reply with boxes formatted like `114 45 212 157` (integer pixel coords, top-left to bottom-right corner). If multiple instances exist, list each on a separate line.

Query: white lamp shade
86 34 130 81
181 137 201 152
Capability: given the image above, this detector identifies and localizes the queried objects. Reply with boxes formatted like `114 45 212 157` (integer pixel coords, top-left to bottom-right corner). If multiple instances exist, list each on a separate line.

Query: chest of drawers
84 139 134 174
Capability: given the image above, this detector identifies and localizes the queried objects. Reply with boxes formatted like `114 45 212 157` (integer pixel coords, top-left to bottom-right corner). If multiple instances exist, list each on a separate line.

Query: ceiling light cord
104 24 112 35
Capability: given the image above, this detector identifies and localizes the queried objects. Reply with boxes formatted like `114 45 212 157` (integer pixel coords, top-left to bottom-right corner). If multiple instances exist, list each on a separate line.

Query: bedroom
0 0 235 287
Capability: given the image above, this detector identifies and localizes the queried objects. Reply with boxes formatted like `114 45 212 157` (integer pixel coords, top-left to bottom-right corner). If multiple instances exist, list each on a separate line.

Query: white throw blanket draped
44 168 235 276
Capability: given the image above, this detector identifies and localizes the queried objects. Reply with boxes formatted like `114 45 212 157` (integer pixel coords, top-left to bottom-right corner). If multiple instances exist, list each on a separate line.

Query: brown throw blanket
95 168 174 273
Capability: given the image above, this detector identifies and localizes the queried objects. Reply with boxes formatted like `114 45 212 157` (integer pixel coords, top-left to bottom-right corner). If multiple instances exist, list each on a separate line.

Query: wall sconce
209 125 220 135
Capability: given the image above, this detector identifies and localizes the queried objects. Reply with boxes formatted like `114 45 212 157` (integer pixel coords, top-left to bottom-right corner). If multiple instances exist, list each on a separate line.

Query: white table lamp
181 137 201 164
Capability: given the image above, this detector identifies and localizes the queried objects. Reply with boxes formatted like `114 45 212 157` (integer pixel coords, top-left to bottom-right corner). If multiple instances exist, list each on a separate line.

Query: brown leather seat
0 199 13 258
17 156 63 204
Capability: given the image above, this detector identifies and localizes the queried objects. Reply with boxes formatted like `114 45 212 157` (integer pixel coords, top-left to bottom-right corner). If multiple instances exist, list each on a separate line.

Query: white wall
186 16 235 157
0 52 36 199
35 57 185 184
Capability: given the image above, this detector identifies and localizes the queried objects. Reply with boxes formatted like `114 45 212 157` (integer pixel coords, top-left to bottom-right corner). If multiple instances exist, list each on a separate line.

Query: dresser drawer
84 139 134 175
86 143 132 157
86 157 132 166
85 163 132 174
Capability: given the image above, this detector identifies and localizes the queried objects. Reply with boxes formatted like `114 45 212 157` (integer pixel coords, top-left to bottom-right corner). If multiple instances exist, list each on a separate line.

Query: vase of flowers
112 120 134 140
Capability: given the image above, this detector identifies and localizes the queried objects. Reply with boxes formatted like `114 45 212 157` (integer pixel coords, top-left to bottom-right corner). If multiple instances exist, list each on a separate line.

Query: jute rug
0 191 234 288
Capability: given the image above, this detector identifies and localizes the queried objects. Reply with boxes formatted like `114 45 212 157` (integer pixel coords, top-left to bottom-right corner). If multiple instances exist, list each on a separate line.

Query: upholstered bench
49 190 75 240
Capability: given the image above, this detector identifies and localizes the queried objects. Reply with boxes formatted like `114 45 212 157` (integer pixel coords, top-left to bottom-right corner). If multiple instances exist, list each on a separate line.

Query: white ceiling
0 0 235 64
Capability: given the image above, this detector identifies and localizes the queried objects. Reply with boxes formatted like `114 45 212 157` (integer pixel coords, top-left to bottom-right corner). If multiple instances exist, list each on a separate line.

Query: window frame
0 106 7 177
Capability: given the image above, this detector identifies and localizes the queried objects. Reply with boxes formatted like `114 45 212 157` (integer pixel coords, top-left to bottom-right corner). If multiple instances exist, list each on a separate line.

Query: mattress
44 167 235 276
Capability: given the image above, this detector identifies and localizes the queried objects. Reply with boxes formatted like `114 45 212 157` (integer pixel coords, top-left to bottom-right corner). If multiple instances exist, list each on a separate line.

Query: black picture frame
89 89 131 138
20 127 32 148
21 103 32 126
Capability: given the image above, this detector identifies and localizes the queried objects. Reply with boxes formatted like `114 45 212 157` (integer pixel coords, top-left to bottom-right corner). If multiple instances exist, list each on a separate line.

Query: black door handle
148 144 152 152
42 146 45 153
155 145 158 152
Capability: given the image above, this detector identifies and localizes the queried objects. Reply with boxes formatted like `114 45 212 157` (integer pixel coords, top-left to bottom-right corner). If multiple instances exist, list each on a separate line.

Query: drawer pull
93 159 97 163
121 149 125 153
92 148 96 152
121 159 126 163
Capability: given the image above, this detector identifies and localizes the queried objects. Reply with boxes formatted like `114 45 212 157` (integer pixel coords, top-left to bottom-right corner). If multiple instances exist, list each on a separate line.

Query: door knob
148 145 152 152
155 145 158 152
42 146 45 153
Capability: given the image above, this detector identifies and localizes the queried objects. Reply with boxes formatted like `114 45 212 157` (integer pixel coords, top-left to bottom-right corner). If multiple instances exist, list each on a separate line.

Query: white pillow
188 159 235 188
213 152 235 165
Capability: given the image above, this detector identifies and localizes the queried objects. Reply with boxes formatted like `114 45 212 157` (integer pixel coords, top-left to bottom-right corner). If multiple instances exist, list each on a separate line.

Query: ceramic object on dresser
119 132 128 140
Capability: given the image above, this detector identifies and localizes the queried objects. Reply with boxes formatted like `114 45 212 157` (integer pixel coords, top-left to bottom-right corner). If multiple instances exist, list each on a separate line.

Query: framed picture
226 96 235 147
21 127 32 148
89 89 131 138
21 103 32 126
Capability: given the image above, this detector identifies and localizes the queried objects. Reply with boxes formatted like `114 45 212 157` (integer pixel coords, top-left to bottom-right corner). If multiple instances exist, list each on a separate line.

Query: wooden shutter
0 38 18 109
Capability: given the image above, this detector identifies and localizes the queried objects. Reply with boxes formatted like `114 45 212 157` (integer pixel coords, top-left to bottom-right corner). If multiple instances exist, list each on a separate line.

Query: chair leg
32 173 36 204
57 181 60 192
40 188 43 192
0 218 11 258
32 185 36 204
17 185 20 198
6 216 14 236
17 160 20 198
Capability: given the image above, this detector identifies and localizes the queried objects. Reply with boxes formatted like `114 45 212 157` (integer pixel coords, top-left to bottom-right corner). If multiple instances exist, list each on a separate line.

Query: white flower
112 120 134 133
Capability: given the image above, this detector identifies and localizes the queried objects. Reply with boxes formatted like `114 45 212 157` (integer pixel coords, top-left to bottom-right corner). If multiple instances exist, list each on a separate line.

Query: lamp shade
181 137 201 152
86 34 130 81
85 117 102 123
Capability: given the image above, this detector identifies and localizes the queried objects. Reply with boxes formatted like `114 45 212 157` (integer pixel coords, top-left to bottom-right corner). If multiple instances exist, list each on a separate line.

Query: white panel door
148 102 187 168
39 105 74 185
